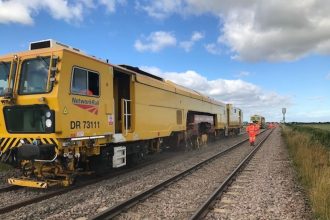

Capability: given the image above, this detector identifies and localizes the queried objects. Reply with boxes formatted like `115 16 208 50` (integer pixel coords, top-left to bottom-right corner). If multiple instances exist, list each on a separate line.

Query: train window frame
70 66 100 98
17 56 53 95
0 61 11 96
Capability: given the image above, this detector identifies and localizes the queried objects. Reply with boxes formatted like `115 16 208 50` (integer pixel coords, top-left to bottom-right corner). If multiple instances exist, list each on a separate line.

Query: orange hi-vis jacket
246 124 258 137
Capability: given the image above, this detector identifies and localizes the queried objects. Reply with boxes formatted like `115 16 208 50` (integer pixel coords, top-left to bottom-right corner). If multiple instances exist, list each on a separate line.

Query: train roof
115 64 225 106
0 39 227 107
251 115 265 118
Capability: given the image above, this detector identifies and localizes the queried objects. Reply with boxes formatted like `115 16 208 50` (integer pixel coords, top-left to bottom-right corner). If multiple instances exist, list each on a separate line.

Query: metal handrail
34 154 58 163
121 99 131 135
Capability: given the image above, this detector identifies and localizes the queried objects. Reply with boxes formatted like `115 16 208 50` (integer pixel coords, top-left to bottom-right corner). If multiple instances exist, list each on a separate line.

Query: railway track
0 185 19 193
90 130 269 220
0 152 175 215
0 132 241 216
190 128 274 219
0 132 253 217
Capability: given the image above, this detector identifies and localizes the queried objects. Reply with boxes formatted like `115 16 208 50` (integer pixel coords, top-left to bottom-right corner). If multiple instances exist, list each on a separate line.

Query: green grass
301 124 330 131
288 124 330 149
282 125 330 220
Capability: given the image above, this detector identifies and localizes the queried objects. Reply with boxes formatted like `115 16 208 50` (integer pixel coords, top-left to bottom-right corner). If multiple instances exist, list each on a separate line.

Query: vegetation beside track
288 123 330 148
282 125 330 220
302 124 330 131
0 162 12 172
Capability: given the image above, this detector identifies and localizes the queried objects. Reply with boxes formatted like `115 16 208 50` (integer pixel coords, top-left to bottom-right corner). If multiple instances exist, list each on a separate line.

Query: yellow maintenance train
0 40 243 188
250 114 266 129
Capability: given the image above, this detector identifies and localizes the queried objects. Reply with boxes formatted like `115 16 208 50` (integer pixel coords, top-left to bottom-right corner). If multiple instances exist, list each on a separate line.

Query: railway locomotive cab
250 114 266 129
0 40 241 188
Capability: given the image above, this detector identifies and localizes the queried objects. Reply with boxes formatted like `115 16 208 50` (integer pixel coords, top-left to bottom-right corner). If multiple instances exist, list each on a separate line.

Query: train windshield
18 57 51 94
0 61 12 96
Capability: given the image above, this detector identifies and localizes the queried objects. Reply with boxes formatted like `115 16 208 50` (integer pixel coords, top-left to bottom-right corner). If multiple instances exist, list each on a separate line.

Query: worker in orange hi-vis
246 122 258 146
268 123 273 129
255 123 260 134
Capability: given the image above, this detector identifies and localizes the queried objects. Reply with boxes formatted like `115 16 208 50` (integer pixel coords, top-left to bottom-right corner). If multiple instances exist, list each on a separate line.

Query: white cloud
0 0 124 25
140 66 291 121
134 31 177 52
191 31 204 41
0 1 33 25
205 43 221 55
135 0 183 19
138 0 330 62
179 31 204 52
98 0 126 13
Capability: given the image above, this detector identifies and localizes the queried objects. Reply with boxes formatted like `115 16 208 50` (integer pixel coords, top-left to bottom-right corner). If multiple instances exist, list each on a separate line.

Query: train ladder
121 99 132 135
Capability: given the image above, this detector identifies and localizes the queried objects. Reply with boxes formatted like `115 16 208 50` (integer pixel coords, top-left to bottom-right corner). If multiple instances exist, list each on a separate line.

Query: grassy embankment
302 124 330 132
282 125 330 220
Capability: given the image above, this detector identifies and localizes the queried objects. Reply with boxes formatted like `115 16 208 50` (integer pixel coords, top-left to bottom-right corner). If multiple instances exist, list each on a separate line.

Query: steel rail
189 128 274 220
0 185 19 193
90 130 267 220
0 153 173 215
0 131 256 216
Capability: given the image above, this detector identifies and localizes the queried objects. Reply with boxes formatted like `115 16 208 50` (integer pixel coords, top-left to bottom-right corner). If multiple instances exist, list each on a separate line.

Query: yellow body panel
226 104 242 128
8 178 49 188
132 75 227 139
56 50 115 139
0 48 115 153
250 114 266 128
0 46 227 150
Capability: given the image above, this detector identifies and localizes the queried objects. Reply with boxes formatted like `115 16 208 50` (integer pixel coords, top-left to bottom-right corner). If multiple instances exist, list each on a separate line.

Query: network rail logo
72 97 99 115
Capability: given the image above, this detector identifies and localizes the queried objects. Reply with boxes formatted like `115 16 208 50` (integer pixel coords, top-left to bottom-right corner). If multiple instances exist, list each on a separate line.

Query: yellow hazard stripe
10 138 20 149
0 137 59 153
8 178 48 189
46 138 53 144
27 138 33 144
0 138 10 151
2 138 16 153
0 138 8 148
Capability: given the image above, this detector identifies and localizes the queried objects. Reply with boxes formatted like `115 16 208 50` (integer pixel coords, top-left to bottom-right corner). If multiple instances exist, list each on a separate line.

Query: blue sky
0 0 329 122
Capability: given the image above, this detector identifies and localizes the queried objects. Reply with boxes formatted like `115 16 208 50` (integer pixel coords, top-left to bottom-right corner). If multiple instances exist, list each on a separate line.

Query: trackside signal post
282 108 286 123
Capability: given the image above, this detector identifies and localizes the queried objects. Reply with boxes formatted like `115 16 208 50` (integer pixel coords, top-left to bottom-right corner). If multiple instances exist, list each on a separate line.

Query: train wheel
22 162 35 177
67 175 76 185
127 142 149 166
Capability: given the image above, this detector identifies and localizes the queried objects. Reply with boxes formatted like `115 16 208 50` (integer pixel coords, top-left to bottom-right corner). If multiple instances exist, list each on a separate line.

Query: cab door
113 69 133 134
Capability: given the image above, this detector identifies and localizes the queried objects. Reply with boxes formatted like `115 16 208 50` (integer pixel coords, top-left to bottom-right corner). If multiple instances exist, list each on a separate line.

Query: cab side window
71 67 99 96
88 71 99 96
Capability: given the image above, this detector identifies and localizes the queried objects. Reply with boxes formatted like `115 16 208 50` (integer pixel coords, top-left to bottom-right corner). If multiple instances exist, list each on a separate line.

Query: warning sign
108 114 114 125
63 107 68 114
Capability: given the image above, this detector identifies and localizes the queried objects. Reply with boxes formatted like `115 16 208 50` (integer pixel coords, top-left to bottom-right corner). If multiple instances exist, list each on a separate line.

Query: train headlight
45 119 52 128
44 109 55 133
45 111 51 118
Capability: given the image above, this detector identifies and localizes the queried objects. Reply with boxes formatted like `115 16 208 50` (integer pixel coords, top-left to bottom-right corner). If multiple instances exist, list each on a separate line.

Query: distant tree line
288 122 330 125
